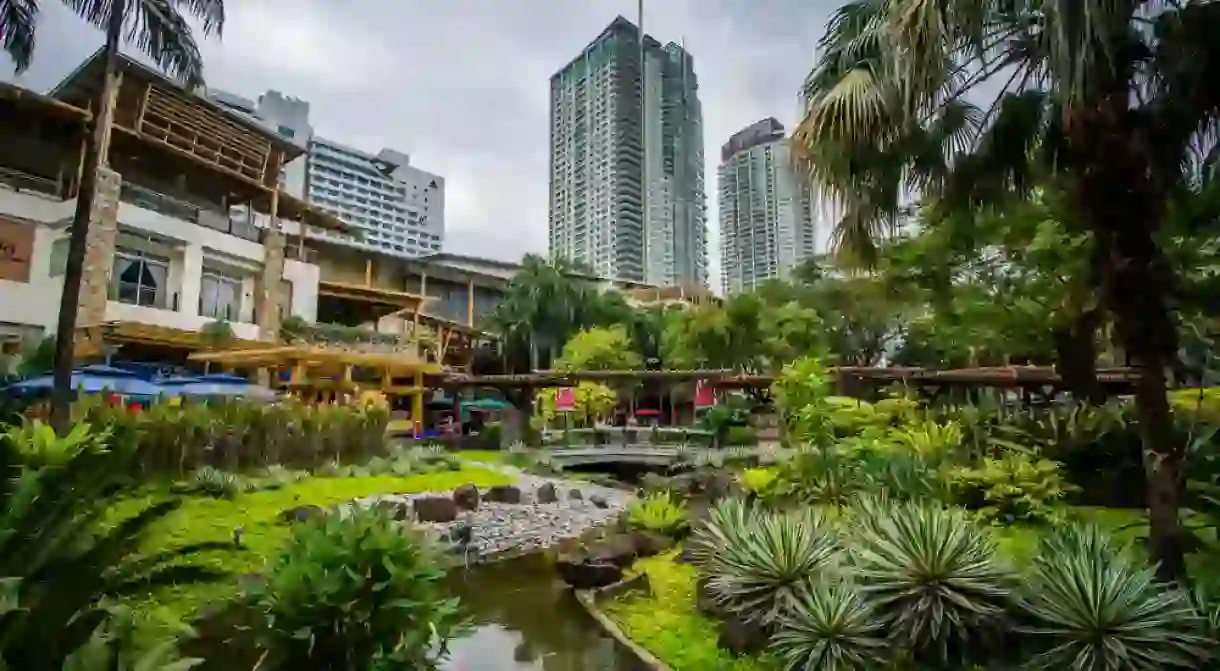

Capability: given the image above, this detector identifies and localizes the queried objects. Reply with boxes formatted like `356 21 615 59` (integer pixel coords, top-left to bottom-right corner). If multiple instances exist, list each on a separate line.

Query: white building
210 89 445 259
718 118 819 294
548 16 707 287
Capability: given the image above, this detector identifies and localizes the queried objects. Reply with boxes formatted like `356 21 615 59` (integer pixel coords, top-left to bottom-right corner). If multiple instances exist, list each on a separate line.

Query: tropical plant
771 581 889 671
61 606 201 671
627 492 689 539
242 507 467 669
2 419 109 467
738 467 780 502
947 453 1075 523
554 325 642 372
772 356 835 445
687 497 755 569
1020 525 1211 670
40 0 227 433
0 424 229 669
704 508 838 625
850 499 1014 665
795 0 1220 578
889 419 963 460
775 447 866 506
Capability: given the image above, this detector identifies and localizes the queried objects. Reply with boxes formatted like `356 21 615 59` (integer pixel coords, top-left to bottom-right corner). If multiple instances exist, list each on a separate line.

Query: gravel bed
355 466 633 564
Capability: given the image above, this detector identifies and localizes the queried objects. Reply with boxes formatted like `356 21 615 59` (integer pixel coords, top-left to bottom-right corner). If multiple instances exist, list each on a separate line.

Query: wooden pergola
189 344 443 420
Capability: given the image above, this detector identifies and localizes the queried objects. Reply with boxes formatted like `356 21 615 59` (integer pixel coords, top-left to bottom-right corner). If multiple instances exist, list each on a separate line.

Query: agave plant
705 507 838 624
1020 525 1212 670
686 497 755 569
850 499 1014 665
771 581 890 671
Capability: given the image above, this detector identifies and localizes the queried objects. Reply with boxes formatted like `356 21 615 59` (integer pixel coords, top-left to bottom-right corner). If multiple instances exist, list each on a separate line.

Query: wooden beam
97 69 123 167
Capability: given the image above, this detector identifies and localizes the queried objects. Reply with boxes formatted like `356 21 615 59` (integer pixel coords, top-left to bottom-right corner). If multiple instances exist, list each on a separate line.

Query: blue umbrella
157 374 278 400
4 365 164 398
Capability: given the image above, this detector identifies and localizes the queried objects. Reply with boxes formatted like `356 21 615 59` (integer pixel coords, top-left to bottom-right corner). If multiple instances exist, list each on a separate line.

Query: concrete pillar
257 227 285 343
178 244 203 316
77 167 122 328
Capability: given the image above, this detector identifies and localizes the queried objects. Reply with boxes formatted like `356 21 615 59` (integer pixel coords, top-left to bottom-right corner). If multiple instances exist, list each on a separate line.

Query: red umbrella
634 409 661 416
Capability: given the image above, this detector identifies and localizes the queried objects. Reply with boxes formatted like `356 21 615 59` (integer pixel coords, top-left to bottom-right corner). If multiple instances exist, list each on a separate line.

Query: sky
2 0 837 285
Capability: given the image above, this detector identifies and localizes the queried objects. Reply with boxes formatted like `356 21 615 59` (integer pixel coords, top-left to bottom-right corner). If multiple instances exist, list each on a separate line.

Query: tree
3 0 227 433
794 0 1220 577
554 326 642 372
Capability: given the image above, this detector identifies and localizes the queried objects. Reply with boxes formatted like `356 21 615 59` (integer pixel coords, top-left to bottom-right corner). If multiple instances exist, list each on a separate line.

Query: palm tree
3 0 225 433
794 0 1220 578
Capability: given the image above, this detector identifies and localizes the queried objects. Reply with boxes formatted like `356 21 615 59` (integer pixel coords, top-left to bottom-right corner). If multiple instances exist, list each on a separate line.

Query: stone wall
77 167 121 327
257 227 285 342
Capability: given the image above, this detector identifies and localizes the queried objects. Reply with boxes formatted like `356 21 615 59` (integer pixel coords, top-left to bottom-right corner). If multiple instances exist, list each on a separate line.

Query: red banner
694 379 715 408
555 387 576 412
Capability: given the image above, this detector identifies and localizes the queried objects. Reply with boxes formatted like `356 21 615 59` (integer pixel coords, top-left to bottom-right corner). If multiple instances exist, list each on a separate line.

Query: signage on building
0 217 35 283
555 387 575 412
694 379 716 408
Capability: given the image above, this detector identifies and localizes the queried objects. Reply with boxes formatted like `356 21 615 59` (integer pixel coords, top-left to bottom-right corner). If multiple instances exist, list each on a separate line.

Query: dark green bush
724 425 759 446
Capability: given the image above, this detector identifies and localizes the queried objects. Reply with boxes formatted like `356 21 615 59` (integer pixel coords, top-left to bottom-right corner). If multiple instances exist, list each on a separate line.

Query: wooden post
364 258 373 287
97 70 123 167
420 272 428 297
411 369 425 437
466 278 475 327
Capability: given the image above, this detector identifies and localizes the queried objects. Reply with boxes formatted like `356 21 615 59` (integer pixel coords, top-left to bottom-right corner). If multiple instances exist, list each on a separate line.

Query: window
49 238 69 277
111 251 168 308
277 124 295 139
199 271 242 320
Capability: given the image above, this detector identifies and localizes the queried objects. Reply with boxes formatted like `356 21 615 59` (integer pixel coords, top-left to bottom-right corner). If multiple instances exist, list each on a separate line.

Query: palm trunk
50 0 127 435
1053 309 1105 405
1070 95 1186 579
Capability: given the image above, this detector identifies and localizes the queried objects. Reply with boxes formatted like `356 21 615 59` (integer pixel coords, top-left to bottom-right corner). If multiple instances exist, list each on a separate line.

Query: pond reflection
441 554 636 671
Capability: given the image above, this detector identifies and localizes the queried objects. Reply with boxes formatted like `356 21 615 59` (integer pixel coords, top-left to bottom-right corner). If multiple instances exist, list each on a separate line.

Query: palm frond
0 0 39 73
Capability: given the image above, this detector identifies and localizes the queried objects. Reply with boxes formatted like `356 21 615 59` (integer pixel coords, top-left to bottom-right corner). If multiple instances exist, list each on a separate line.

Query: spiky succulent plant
771 581 889 671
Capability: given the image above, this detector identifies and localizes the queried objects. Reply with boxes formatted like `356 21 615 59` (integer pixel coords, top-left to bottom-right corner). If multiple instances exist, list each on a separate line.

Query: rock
590 495 609 509
278 505 324 524
536 483 558 503
592 533 639 568
372 500 412 521
485 485 522 504
717 616 771 655
555 558 623 589
449 521 474 546
568 488 583 500
631 531 673 558
453 484 480 511
413 496 458 523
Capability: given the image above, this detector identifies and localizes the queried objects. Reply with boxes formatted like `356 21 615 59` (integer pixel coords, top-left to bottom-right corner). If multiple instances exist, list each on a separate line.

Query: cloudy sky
3 0 836 284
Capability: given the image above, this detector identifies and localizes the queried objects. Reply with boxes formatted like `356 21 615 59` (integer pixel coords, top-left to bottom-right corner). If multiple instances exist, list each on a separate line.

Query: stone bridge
547 445 683 468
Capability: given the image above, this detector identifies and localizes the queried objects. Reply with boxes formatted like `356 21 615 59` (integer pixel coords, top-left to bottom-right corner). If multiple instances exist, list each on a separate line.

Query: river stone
631 531 673 558
568 488 583 500
485 485 522 504
592 533 639 568
536 483 558 504
413 496 458 523
589 494 609 509
278 505 324 524
453 484 480 511
555 558 623 589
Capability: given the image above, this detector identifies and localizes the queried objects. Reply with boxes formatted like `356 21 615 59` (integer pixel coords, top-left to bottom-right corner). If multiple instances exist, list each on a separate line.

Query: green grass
456 450 508 465
112 465 514 637
603 552 777 671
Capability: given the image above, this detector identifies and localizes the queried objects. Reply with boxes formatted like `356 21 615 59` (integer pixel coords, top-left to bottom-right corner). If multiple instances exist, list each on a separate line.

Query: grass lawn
111 465 514 638
603 552 777 671
456 450 508 465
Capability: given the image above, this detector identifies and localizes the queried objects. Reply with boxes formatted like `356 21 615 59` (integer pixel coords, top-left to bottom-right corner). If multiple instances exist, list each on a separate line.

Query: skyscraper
210 89 445 258
718 118 819 294
548 16 707 286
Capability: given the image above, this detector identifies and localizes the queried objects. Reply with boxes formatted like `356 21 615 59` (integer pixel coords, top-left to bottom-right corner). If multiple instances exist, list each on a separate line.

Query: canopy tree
794 0 1220 577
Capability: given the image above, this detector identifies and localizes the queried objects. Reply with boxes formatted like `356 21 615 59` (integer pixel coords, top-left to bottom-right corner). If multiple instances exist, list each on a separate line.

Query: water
441 554 637 671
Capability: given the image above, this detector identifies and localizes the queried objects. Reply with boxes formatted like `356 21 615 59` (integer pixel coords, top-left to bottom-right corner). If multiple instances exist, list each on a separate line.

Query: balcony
119 182 261 243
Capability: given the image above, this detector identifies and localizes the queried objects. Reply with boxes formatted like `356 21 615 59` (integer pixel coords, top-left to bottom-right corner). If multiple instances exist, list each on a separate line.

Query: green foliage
772 357 834 444
771 582 888 671
1021 525 1211 670
243 507 467 669
850 499 1014 665
3 419 109 467
947 453 1074 523
723 425 759 446
554 325 642 371
628 492 690 539
62 606 201 671
703 506 838 625
535 381 616 426
0 424 230 669
738 468 780 502
888 419 963 459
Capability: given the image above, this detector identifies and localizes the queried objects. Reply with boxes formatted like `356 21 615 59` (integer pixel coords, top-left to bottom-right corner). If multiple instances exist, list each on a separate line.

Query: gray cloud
3 0 838 285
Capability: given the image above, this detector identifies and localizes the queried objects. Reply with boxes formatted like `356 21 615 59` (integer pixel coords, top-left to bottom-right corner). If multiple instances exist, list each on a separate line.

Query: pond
441 554 637 671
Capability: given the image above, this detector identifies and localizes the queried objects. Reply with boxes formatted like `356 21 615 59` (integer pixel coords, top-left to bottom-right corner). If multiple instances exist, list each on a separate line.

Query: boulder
592 533 639 568
717 616 771 656
536 483 558 503
278 505 325 524
485 485 522 504
568 488 584 501
590 494 609 509
453 484 480 511
413 496 458 523
555 558 623 589
631 531 674 558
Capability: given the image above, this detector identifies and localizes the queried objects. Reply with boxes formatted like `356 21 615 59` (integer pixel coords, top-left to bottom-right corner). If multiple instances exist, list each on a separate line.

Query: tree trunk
501 386 535 447
1053 309 1105 405
1068 94 1186 579
50 0 127 435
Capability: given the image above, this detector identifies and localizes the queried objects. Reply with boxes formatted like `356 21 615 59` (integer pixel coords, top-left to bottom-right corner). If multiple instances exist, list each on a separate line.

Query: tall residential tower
548 16 707 286
718 118 818 294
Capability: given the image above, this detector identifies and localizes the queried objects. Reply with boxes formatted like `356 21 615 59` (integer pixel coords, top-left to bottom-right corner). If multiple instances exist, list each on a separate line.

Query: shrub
774 447 866 506
1020 525 1211 670
771 582 889 671
946 453 1075 523
2 420 109 468
888 419 963 460
724 425 759 446
242 507 467 669
63 606 200 671
628 492 690 539
738 467 779 502
850 499 1013 666
705 508 838 625
688 498 755 569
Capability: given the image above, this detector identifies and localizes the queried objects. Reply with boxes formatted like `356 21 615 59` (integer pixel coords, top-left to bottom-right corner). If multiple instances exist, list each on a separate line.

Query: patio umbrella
3 365 164 399
157 374 278 400
463 398 508 411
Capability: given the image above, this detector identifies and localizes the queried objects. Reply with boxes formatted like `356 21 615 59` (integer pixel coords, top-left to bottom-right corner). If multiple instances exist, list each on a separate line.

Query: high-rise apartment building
210 89 444 258
718 118 818 294
548 16 707 286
